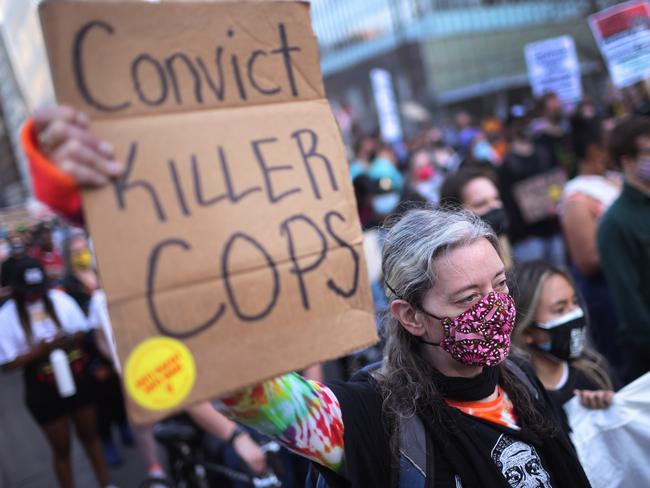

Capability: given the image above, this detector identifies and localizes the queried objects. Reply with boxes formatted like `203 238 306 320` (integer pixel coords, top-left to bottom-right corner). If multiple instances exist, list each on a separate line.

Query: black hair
571 113 603 161
608 116 650 167
13 290 63 343
8 258 63 341
510 260 613 391
439 165 498 209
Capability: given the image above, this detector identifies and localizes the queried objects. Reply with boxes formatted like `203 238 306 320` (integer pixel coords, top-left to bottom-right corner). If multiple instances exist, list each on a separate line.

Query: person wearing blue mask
367 144 404 193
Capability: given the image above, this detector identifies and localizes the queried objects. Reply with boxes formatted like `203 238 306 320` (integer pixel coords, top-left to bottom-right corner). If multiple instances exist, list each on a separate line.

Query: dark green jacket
597 183 650 349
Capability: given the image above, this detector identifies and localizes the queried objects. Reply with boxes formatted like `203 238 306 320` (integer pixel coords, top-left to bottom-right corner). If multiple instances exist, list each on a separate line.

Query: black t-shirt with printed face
315 369 590 488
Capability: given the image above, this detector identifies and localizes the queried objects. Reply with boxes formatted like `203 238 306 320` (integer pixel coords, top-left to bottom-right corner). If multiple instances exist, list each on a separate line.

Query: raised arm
221 373 345 473
21 106 124 224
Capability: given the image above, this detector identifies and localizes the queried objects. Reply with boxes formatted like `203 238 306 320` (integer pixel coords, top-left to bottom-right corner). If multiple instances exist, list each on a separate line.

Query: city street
0 369 148 488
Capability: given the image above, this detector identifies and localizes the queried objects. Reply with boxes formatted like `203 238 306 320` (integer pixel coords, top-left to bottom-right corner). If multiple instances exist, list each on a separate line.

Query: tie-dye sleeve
221 373 345 473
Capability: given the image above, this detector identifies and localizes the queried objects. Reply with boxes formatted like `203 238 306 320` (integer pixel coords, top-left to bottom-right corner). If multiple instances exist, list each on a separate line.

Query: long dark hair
376 209 555 455
12 289 63 344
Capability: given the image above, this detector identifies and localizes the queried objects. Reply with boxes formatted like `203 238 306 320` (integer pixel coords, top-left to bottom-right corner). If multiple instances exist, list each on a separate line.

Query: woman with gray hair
26 107 592 488
225 208 589 487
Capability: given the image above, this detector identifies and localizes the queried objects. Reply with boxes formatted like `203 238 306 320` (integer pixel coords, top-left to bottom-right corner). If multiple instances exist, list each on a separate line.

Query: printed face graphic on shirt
491 435 551 488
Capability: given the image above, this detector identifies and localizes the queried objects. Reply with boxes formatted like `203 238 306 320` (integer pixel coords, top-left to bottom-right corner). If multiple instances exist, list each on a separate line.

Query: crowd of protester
349 90 650 387
1 84 649 487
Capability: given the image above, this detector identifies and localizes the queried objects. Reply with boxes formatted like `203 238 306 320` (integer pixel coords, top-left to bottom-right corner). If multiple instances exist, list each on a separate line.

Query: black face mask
480 207 510 235
531 308 586 362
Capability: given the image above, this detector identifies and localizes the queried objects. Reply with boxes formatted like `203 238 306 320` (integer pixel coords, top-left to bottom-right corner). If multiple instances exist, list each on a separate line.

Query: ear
390 299 426 337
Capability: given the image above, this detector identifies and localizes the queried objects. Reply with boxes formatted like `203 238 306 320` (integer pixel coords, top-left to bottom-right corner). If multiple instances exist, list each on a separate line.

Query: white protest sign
370 68 403 144
524 35 582 104
590 0 650 88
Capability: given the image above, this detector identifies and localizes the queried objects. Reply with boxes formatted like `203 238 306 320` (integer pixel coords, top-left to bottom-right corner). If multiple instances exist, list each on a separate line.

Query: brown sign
40 0 377 423
512 168 567 224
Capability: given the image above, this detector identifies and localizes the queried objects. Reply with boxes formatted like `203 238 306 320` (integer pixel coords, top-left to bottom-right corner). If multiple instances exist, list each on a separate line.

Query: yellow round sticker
125 337 196 411
548 184 563 202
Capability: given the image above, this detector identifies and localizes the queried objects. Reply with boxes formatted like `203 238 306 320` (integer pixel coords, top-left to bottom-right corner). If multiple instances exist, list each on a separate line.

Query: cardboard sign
524 36 582 105
590 0 650 88
512 168 567 224
39 0 377 423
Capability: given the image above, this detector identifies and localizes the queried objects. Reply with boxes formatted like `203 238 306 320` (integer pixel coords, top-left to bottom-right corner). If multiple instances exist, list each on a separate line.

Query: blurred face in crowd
69 237 93 270
426 127 443 147
455 111 472 129
356 136 378 161
377 145 397 165
411 151 434 182
579 102 597 120
544 95 563 122
584 142 609 175
624 134 650 186
508 119 530 143
9 235 25 257
525 273 579 350
38 229 54 252
461 177 502 216
460 177 509 235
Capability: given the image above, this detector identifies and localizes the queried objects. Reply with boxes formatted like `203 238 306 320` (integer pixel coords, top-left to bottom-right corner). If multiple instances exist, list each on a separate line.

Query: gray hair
382 207 498 307
375 210 557 446
375 207 499 422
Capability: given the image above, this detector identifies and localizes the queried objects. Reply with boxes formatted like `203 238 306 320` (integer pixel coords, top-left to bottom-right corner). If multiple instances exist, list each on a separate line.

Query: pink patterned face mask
419 292 516 366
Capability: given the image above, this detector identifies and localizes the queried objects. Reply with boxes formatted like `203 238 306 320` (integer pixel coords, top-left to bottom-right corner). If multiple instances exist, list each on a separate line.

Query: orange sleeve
21 119 84 225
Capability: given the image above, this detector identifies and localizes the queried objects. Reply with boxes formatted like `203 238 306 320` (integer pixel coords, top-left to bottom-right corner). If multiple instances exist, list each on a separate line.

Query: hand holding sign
39 0 377 423
33 105 123 186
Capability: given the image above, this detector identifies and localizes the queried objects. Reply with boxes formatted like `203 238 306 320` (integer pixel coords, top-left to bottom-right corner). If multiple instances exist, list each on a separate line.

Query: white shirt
88 290 121 373
0 289 90 365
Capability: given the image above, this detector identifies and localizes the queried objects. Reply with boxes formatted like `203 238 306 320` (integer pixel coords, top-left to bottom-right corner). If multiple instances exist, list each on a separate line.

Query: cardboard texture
39 0 377 423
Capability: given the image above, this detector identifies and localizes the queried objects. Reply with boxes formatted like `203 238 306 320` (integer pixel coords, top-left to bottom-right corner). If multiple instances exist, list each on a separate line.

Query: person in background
482 117 508 162
530 92 576 177
440 166 513 268
62 230 97 314
498 107 565 266
0 257 114 488
366 162 427 228
368 143 405 190
62 232 134 466
424 126 461 175
29 222 65 285
348 134 378 182
559 115 622 371
0 227 9 261
510 260 615 414
597 116 650 384
1 233 30 299
405 149 442 205
468 128 502 167
88 289 271 483
453 110 480 158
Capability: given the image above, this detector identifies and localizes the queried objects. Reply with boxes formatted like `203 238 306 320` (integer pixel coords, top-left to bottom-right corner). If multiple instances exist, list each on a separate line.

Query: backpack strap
398 414 427 476
394 414 430 488
504 358 540 400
